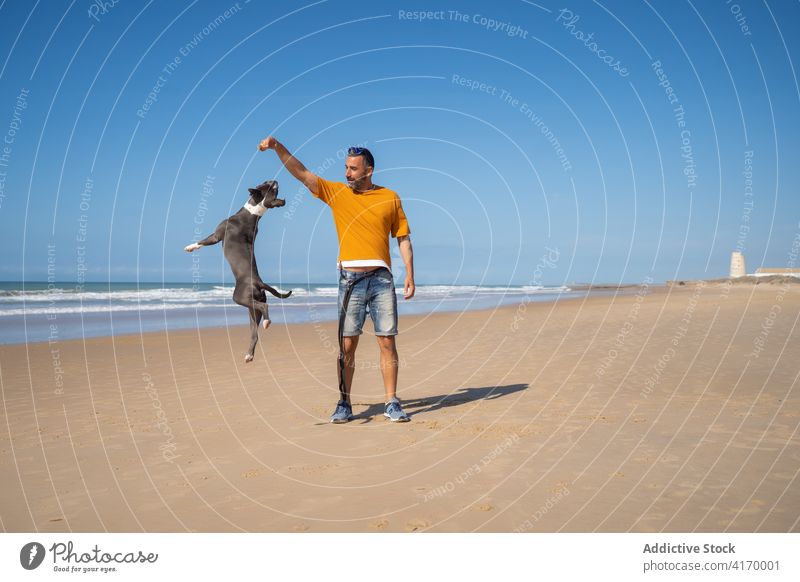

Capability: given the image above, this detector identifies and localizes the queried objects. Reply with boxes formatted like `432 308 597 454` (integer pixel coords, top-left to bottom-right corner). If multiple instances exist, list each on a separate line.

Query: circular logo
20 542 46 570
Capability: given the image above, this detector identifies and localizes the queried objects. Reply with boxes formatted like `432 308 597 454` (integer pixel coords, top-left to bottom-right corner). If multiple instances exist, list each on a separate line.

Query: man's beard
348 176 369 191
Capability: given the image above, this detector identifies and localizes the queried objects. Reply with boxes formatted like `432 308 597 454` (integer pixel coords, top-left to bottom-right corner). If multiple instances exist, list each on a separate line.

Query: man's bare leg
341 335 359 403
376 335 399 402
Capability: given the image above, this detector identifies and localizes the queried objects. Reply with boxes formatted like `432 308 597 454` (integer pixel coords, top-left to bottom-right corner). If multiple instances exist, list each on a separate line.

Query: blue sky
0 0 798 285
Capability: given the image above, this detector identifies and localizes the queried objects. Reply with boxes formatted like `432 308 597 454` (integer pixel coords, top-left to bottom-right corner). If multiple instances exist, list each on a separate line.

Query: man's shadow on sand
347 383 528 424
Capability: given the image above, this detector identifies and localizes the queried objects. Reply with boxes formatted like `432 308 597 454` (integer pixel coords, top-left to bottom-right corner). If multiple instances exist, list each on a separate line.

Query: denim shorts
338 267 398 337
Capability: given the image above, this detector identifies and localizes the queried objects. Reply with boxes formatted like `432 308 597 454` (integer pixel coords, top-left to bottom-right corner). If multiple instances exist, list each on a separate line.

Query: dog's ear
248 188 259 195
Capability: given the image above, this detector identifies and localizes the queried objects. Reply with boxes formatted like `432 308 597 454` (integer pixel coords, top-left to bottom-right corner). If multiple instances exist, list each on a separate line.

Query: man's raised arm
258 136 318 193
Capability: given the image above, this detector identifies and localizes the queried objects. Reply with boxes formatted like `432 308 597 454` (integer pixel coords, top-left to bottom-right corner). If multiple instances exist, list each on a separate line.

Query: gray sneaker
330 400 353 424
384 397 410 422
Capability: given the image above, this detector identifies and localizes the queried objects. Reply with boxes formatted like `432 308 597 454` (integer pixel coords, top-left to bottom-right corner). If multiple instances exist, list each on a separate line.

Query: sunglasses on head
346 146 374 168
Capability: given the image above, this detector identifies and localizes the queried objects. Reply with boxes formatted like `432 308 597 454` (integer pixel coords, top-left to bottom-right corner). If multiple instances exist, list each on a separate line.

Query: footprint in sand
476 504 494 512
370 519 389 529
242 468 261 479
285 463 340 475
294 523 310 532
405 518 431 532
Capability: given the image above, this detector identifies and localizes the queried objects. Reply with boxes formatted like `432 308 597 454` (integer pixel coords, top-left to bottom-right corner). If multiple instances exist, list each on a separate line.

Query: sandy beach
1 282 798 533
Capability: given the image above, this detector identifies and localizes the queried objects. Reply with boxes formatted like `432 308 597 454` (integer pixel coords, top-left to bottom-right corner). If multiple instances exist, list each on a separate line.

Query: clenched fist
258 136 277 151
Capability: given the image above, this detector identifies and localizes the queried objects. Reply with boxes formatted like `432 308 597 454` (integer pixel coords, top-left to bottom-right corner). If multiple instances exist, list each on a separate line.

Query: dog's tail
260 282 292 299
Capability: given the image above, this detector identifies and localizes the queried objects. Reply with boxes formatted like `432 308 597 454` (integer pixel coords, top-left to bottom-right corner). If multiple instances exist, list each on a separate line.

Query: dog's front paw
262 319 271 330
244 354 254 363
184 243 200 252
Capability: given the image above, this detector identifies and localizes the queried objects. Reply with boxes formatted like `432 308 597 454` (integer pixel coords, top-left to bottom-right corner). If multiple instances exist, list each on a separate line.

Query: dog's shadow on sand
345 383 528 424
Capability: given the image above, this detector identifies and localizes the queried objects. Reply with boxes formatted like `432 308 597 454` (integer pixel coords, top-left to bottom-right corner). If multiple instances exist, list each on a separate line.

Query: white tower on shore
730 251 746 278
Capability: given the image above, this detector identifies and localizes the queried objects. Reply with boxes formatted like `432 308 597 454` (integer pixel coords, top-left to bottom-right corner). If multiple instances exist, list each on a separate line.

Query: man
258 137 415 423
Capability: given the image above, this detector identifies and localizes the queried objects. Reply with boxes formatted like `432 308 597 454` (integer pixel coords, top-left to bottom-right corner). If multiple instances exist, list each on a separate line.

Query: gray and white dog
184 180 291 363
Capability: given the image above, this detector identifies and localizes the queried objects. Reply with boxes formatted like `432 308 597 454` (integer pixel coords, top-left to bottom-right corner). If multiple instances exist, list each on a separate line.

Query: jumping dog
184 180 291 362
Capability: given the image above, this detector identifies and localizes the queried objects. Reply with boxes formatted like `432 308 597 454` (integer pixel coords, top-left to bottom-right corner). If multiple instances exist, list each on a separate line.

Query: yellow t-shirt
312 177 410 267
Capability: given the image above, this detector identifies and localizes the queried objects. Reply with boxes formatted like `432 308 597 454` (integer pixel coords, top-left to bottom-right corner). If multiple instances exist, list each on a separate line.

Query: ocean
0 281 579 345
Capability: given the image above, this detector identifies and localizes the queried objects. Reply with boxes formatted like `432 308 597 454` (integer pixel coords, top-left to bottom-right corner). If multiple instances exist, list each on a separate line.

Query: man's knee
343 336 360 356
376 335 396 353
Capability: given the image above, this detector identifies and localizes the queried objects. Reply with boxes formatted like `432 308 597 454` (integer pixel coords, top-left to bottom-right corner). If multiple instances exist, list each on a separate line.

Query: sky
0 0 798 286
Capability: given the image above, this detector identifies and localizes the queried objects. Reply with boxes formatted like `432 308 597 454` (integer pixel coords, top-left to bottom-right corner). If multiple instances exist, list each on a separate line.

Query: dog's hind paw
262 319 271 330
244 354 254 363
